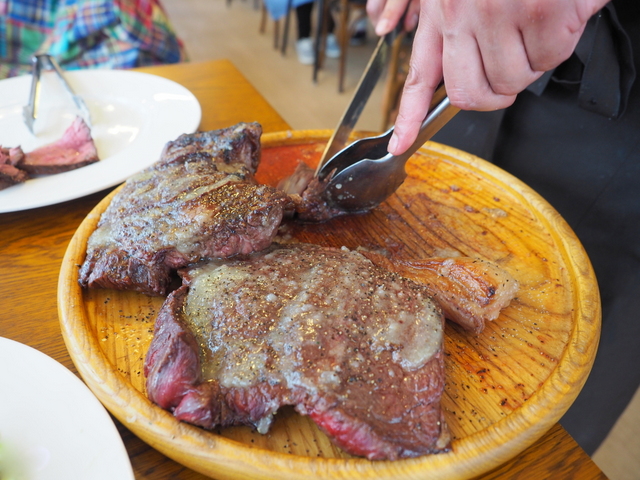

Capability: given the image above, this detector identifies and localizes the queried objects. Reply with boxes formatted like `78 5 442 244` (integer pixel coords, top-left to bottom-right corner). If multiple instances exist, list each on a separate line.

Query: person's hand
368 0 609 155
367 0 421 34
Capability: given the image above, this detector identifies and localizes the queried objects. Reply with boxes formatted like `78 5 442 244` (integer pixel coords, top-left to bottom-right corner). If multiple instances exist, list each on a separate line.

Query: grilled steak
160 122 261 172
79 123 294 296
18 117 99 174
144 243 451 460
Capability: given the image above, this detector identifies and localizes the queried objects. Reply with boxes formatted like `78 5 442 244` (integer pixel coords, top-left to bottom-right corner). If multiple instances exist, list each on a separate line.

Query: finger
370 0 413 36
403 0 421 32
521 19 585 72
474 17 543 96
388 18 444 155
518 0 598 72
366 0 387 25
441 29 518 111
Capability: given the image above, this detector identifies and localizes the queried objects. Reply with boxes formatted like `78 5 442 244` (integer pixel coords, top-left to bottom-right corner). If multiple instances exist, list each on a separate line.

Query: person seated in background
295 1 339 65
0 0 187 79
348 0 368 46
349 16 368 45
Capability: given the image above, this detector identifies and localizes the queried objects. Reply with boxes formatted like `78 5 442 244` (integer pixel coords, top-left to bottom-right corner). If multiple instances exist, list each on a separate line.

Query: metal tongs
315 28 459 212
22 54 92 134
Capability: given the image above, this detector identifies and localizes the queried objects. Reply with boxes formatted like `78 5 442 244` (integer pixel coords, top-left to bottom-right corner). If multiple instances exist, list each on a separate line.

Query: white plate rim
0 336 135 480
0 69 201 213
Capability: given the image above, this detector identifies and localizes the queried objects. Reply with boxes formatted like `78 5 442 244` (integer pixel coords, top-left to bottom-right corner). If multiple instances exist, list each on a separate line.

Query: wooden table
0 60 608 480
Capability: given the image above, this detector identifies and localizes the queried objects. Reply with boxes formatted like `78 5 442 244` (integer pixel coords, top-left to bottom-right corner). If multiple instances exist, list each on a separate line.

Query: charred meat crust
78 123 293 296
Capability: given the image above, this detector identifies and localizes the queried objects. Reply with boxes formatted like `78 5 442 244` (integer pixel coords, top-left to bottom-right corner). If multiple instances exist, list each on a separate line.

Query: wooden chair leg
274 19 281 49
313 0 329 83
381 31 407 130
337 0 349 93
260 2 267 34
281 0 293 56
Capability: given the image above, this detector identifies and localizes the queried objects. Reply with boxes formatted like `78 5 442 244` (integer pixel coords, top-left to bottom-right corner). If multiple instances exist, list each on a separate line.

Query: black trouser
296 2 334 39
432 0 640 455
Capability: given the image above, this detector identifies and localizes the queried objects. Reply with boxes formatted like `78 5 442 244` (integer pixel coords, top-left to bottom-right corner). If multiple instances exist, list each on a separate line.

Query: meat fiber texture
0 116 99 190
144 243 452 460
18 117 99 175
79 123 294 296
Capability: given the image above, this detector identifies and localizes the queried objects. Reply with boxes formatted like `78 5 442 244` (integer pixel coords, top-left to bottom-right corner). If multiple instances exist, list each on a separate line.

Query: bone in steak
359 251 519 334
79 123 294 296
17 117 99 174
144 243 451 460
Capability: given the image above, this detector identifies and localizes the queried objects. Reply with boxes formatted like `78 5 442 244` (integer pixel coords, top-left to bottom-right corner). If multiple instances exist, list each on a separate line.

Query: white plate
0 337 135 480
0 69 201 213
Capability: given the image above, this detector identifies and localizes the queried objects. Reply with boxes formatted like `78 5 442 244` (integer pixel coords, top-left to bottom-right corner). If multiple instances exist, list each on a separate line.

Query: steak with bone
144 243 453 460
79 122 294 296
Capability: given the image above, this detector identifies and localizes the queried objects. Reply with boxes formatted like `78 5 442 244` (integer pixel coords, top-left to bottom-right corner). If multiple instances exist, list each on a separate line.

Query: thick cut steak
144 243 451 460
79 123 293 296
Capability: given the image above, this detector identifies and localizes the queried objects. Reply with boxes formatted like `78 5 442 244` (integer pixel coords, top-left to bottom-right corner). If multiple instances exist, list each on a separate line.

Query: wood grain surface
58 129 600 480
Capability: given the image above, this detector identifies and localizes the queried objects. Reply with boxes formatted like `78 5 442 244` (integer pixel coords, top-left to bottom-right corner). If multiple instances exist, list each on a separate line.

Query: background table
0 60 607 479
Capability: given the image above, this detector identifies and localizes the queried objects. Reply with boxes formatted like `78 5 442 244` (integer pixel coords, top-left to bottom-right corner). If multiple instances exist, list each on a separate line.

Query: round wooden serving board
58 130 600 480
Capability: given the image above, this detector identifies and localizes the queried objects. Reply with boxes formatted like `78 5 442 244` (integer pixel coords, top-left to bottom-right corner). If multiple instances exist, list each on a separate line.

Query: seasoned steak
79 123 293 296
160 122 261 172
144 243 451 460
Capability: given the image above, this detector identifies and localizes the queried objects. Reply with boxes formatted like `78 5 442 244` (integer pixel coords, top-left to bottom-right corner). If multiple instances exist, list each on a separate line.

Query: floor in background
162 1 640 478
164 0 386 133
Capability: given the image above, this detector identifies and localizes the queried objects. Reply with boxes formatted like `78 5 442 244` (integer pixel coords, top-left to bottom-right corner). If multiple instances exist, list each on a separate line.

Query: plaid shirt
0 0 187 79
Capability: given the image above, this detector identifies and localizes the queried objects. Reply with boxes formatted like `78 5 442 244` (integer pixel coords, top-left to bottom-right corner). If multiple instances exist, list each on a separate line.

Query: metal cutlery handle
322 85 459 211
315 10 408 175
22 56 43 133
43 55 89 115
384 86 460 166
22 54 92 134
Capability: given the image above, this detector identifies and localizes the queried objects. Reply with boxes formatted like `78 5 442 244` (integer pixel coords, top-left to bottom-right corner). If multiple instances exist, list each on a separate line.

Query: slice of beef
0 145 28 190
18 117 99 174
0 163 29 190
79 123 294 296
144 243 451 460
0 145 25 166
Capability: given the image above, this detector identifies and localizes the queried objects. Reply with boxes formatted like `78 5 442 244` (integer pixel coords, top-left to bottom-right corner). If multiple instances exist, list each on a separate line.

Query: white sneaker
325 33 341 58
296 37 315 65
